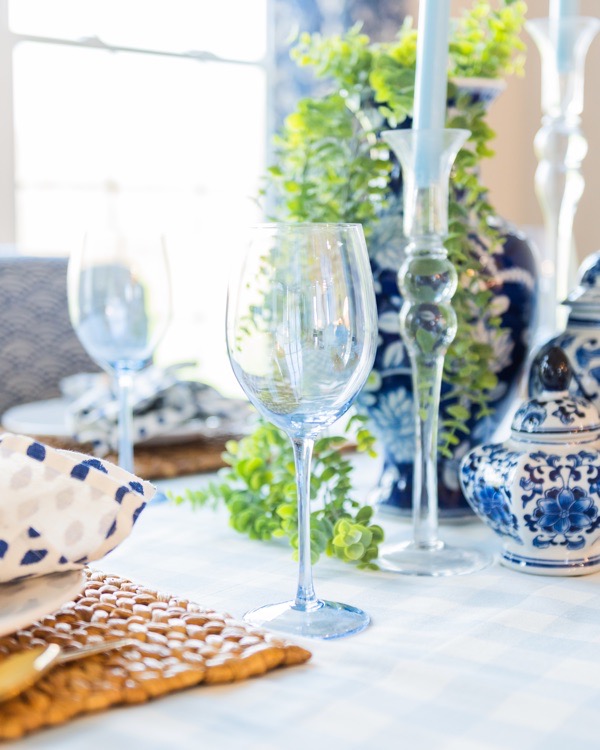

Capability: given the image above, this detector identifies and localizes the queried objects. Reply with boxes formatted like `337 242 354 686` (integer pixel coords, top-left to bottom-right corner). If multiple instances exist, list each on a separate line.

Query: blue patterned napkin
63 365 248 456
0 433 155 583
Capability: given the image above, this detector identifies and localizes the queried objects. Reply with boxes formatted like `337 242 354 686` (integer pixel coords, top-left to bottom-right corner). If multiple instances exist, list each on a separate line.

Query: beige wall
406 0 600 266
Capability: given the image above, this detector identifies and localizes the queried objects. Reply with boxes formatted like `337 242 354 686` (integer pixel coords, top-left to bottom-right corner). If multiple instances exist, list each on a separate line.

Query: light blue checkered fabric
13 454 600 749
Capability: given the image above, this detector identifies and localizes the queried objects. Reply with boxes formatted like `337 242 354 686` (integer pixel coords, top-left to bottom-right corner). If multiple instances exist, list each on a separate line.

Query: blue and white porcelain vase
530 250 600 409
460 347 600 576
358 79 538 521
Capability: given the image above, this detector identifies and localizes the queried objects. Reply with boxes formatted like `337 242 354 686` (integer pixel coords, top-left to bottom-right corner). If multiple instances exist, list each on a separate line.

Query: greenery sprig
173 417 383 570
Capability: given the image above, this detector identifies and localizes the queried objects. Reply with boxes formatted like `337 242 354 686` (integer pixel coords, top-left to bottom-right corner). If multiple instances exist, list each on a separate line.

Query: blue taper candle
550 0 580 72
413 0 451 185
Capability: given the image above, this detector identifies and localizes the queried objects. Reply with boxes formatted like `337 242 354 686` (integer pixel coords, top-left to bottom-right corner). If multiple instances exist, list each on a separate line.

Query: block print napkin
0 433 155 583
63 364 248 456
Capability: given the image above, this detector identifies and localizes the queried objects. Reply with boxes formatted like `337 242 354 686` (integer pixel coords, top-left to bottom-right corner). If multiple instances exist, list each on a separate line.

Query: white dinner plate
1 397 248 446
0 569 85 638
2 398 71 437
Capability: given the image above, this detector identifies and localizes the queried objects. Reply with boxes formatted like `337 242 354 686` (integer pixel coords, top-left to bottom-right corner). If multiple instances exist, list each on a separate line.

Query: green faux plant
174 416 383 569
175 0 528 569
267 0 527 454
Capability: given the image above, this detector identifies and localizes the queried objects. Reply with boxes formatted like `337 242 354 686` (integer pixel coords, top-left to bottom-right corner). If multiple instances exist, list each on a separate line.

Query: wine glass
67 231 172 473
226 223 378 639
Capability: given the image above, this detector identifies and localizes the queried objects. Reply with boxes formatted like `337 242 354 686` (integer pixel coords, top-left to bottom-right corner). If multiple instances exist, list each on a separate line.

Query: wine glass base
243 599 370 640
378 540 492 577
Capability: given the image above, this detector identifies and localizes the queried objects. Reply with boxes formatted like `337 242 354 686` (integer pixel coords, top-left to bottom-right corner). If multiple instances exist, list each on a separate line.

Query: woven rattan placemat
28 434 233 479
0 569 311 741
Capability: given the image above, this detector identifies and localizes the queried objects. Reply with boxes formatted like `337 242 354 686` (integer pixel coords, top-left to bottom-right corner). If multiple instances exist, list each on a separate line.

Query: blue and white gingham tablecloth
12 454 600 750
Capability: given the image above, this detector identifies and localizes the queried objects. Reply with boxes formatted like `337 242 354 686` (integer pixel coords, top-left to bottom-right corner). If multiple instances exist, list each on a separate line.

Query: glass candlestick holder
526 16 600 336
378 128 492 576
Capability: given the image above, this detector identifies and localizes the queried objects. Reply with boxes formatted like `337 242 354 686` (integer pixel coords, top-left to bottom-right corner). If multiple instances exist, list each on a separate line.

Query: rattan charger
0 569 311 741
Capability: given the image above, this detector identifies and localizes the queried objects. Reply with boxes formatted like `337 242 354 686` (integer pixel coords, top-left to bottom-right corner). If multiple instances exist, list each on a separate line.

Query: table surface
11 454 600 750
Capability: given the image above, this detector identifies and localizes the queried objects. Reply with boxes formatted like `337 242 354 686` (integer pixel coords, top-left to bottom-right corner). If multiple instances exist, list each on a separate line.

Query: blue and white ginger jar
530 249 600 409
460 347 600 575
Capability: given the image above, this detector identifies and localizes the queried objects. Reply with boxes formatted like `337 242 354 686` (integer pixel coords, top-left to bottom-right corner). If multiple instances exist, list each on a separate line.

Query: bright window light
9 4 269 396
9 0 267 60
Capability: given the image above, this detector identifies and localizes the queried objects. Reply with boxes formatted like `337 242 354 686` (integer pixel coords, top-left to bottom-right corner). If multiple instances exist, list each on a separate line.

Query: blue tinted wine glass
226 223 378 639
67 231 172 473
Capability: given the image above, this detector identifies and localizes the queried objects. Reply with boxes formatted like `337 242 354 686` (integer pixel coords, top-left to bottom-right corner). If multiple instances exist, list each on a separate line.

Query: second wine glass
68 231 172 473
227 223 378 639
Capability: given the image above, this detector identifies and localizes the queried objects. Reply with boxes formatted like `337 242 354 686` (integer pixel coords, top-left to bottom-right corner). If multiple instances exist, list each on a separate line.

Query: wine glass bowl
229 225 374 436
68 231 172 473
227 223 377 639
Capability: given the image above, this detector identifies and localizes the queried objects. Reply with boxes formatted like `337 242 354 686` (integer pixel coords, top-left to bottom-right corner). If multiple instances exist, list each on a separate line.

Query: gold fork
0 638 134 702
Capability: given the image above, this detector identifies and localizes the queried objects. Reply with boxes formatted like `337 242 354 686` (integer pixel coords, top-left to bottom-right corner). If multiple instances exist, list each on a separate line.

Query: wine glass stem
411 353 442 550
291 436 318 611
115 371 135 474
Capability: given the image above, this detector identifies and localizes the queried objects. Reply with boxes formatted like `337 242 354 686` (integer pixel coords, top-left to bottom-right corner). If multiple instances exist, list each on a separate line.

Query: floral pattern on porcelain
460 441 600 575
359 384 415 465
512 395 596 433
460 443 522 543
520 451 600 550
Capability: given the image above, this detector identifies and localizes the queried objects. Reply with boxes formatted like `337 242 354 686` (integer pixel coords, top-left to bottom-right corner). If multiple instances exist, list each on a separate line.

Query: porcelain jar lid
512 347 600 435
564 249 600 320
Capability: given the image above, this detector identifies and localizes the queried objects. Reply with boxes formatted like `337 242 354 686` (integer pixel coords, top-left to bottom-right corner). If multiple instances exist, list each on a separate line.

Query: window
1 0 270 394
